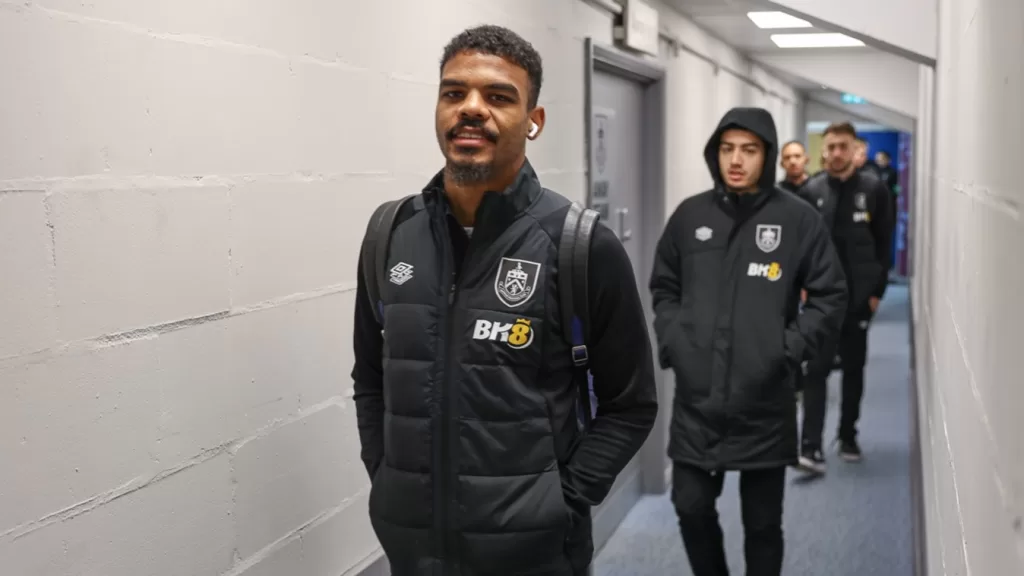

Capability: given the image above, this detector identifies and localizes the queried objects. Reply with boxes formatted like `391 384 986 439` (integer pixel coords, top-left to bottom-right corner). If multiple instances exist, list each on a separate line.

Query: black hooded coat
650 108 848 469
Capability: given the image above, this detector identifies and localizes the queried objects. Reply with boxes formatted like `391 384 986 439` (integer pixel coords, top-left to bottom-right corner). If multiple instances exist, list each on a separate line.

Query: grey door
588 68 649 551
591 71 646 276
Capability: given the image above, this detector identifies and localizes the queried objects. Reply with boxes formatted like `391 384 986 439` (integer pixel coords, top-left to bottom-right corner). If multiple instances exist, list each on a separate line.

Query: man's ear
527 106 546 140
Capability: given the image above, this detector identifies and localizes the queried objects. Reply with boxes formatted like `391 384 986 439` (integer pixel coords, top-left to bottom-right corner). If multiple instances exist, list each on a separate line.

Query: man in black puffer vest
650 107 847 576
797 122 893 470
351 25 658 576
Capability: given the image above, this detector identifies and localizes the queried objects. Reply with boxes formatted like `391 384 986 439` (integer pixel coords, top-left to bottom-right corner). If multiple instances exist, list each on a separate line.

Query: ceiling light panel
770 33 865 48
747 11 812 29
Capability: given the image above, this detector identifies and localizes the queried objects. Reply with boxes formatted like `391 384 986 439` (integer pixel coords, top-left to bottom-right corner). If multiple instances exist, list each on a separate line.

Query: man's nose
458 90 488 119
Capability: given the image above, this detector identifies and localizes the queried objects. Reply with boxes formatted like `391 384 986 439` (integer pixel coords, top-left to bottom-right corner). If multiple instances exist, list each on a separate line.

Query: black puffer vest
368 162 590 576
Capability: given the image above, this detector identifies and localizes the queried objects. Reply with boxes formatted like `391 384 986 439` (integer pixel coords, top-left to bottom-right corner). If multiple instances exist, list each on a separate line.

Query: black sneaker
838 438 862 462
797 447 827 475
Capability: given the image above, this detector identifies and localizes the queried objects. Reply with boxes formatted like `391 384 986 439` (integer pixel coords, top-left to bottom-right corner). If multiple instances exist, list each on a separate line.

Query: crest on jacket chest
494 257 542 308
755 224 782 253
854 192 867 210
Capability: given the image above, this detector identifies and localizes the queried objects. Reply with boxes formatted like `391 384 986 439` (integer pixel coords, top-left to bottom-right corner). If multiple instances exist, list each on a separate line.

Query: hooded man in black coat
650 107 848 576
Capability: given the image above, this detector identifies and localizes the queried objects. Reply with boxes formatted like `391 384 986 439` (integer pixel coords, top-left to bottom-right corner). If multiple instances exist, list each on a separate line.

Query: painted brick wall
0 1 802 574
913 0 1024 571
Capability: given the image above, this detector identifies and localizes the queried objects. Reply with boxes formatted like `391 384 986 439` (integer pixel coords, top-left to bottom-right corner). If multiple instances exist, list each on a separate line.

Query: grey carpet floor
595 286 913 576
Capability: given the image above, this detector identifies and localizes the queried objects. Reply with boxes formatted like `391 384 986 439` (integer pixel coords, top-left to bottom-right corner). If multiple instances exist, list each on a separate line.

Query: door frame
583 37 669 551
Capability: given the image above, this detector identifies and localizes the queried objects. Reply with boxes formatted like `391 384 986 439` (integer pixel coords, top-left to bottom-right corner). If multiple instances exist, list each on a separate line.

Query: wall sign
620 0 660 56
595 114 608 178
591 109 613 217
841 92 867 105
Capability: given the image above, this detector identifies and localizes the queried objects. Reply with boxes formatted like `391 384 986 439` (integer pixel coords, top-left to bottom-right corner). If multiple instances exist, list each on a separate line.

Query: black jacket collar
421 158 543 239
715 184 776 217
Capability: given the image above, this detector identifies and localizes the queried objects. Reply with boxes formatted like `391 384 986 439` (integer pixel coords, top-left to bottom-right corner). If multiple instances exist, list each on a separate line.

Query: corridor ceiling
661 0 918 128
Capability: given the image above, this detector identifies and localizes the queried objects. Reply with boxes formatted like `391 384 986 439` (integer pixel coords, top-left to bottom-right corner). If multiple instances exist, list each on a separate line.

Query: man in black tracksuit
777 140 810 196
650 107 847 576
875 150 901 260
351 25 658 575
797 122 894 471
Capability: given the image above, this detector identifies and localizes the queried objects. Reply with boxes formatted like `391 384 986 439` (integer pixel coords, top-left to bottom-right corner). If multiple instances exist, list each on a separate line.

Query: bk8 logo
472 318 534 349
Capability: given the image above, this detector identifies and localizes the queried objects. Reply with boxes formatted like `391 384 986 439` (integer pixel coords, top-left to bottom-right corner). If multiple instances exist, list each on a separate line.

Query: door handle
616 207 633 241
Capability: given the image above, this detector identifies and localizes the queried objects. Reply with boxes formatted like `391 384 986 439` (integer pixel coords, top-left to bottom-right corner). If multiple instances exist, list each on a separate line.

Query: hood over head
703 107 779 193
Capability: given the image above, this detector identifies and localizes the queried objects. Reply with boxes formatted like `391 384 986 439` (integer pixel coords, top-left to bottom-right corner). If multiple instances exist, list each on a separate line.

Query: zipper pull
448 283 456 304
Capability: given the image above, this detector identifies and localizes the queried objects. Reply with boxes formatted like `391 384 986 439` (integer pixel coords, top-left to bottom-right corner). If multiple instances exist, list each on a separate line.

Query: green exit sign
841 93 867 104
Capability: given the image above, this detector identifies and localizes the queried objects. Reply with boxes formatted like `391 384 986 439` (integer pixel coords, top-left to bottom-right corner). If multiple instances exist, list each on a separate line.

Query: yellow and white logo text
472 318 534 349
747 262 783 282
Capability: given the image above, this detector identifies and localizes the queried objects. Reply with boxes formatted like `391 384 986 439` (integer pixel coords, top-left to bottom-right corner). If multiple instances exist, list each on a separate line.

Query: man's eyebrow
439 79 520 95
485 82 520 94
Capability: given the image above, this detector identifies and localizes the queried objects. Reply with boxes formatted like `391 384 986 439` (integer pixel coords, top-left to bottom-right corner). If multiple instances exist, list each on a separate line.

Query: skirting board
357 467 646 575
907 289 928 576
591 464 644 553
353 551 390 576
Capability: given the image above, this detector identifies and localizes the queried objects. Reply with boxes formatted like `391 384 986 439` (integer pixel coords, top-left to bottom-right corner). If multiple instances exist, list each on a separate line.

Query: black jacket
650 108 848 470
800 168 893 315
352 161 658 575
878 165 898 193
877 165 900 229
861 161 882 179
777 177 808 196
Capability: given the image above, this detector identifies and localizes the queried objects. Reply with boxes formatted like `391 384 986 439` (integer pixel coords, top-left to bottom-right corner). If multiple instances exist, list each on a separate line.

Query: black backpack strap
558 204 583 358
361 194 417 326
559 202 600 427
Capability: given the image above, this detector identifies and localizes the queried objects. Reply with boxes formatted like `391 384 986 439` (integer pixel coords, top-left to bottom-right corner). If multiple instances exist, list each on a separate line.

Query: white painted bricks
0 0 804 574
915 0 1024 572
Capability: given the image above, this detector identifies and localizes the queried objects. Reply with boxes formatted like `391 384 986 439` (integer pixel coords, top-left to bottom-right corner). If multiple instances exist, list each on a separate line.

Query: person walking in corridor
874 150 901 268
797 122 894 471
777 140 810 196
351 25 658 576
853 137 881 179
650 107 847 576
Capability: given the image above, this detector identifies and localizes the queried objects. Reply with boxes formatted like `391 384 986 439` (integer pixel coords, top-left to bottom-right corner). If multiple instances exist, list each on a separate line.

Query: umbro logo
389 262 414 285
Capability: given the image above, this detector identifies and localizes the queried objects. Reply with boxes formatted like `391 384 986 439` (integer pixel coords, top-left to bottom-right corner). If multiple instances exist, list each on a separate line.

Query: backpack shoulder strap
361 194 418 325
559 202 601 426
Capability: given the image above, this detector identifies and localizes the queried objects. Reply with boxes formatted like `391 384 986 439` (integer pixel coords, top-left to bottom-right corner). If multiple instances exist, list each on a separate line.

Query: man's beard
442 119 499 185
446 158 493 185
829 159 852 175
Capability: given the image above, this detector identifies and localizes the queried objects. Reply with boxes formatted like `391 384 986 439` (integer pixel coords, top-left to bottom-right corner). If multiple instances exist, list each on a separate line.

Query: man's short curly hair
440 25 544 109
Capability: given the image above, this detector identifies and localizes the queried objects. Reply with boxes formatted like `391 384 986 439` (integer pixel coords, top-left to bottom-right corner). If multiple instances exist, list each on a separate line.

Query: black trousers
801 312 870 448
671 462 786 576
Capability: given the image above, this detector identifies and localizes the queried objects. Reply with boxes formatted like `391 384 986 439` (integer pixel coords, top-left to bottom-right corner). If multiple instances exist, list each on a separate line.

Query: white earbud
528 122 539 138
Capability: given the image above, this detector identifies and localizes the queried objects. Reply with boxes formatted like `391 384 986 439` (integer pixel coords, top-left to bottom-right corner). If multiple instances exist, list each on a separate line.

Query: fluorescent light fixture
771 33 865 48
747 11 812 29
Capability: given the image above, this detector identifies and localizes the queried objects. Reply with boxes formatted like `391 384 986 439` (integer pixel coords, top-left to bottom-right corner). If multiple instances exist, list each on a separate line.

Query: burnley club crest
495 257 541 308
755 224 782 253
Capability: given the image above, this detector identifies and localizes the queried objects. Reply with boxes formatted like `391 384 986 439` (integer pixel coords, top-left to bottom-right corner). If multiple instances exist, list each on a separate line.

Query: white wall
652 4 803 206
0 0 802 574
805 96 916 134
755 49 920 118
913 0 1024 572
766 0 937 62
806 121 892 133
